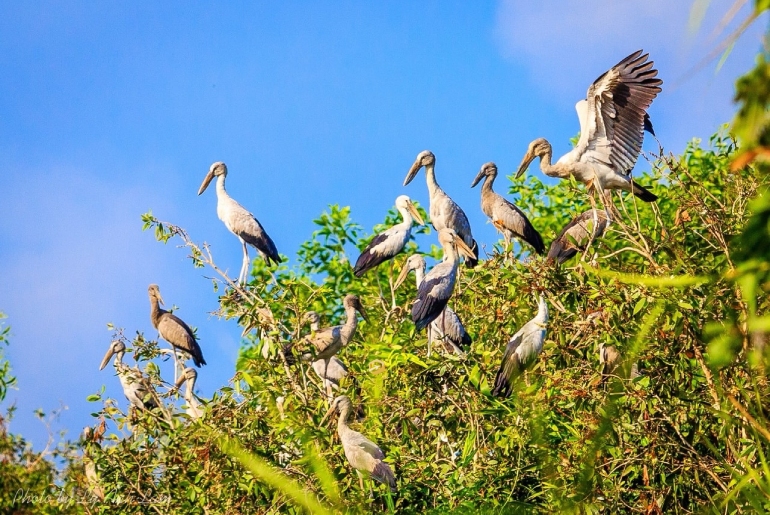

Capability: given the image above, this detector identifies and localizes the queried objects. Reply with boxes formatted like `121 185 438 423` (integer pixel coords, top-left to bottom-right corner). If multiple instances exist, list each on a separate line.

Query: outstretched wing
575 50 662 176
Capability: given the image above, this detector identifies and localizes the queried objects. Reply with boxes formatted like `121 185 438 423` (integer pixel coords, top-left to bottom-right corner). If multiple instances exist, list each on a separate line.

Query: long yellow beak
197 170 215 195
471 167 486 187
455 237 475 260
320 405 335 426
99 347 115 371
394 262 412 290
406 200 425 226
515 150 536 179
403 159 422 186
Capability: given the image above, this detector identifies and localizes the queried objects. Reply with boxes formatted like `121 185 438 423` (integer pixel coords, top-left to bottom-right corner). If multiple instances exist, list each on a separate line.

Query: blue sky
0 1 766 448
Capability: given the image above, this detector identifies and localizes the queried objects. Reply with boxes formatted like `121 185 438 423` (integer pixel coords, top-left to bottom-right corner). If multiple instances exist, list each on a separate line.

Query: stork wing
353 228 406 277
230 208 281 265
492 333 523 398
548 209 609 263
575 50 662 176
309 326 340 355
158 313 206 367
493 196 545 254
434 307 472 349
412 270 454 331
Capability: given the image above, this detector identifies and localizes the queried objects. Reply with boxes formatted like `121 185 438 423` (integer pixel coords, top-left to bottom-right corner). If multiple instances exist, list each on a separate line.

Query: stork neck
114 351 124 368
481 173 496 195
149 297 165 329
397 206 414 228
336 406 353 435
215 174 230 199
539 148 554 172
534 302 549 324
340 305 359 343
414 266 425 288
424 163 441 197
441 242 459 265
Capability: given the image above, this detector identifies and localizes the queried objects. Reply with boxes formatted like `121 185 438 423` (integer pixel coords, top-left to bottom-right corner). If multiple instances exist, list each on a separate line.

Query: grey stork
148 285 206 375
471 162 545 255
410 229 474 336
492 296 548 398
547 209 609 264
599 344 640 379
353 195 424 277
197 161 281 284
395 254 470 355
296 311 351 392
99 340 159 411
174 367 203 419
404 150 479 267
321 395 396 494
515 51 661 206
307 295 367 390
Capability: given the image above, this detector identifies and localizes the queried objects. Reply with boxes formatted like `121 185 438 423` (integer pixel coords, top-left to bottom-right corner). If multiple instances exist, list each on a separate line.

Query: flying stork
471 162 545 255
198 161 281 284
353 195 424 277
321 395 396 494
395 254 470 355
404 150 479 267
515 51 661 207
492 296 549 398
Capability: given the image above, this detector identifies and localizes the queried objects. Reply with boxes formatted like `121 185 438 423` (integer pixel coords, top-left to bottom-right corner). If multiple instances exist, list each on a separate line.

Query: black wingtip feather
463 239 480 268
631 181 658 202
643 113 655 136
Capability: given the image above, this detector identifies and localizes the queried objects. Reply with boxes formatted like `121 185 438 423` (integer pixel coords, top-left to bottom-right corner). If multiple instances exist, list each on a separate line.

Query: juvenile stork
321 395 396 494
515 51 661 205
404 150 479 267
198 161 281 284
548 209 610 264
353 195 424 277
99 340 159 411
174 367 203 419
148 285 206 373
471 162 545 255
410 229 475 343
395 254 470 355
307 295 367 387
492 296 548 398
297 312 351 391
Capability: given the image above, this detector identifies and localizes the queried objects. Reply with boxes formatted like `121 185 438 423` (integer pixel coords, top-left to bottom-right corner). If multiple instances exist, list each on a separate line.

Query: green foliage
68 127 770 513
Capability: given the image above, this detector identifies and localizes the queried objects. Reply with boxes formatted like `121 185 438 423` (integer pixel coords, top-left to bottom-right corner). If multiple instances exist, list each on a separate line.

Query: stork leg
388 259 396 310
239 240 250 285
427 324 433 358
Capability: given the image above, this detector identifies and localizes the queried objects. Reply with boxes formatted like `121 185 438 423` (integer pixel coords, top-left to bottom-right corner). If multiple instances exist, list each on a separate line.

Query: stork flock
97 50 661 497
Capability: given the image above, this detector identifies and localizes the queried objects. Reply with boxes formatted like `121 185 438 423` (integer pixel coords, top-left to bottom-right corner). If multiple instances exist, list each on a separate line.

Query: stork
296 312 351 392
410 229 475 353
395 254 470 355
148 285 206 383
306 295 367 394
198 161 281 284
492 296 548 398
515 51 661 209
599 344 640 379
404 150 479 267
99 340 159 411
174 367 203 419
471 162 545 255
548 209 609 264
321 395 396 494
354 195 424 277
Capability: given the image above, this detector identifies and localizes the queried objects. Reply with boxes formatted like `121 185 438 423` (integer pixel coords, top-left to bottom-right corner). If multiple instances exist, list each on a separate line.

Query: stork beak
157 292 165 306
403 159 423 186
356 303 369 323
515 149 536 179
394 262 411 290
454 237 475 260
471 167 486 188
99 347 115 371
197 170 215 195
406 200 425 226
320 405 336 426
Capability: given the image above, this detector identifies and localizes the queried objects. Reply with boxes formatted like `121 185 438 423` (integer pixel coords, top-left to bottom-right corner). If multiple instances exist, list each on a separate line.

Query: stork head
198 161 228 195
437 228 475 261
302 311 321 326
471 162 498 187
394 195 425 226
99 340 126 370
403 150 436 186
320 395 354 425
516 138 552 178
147 284 164 306
343 294 368 322
394 254 427 289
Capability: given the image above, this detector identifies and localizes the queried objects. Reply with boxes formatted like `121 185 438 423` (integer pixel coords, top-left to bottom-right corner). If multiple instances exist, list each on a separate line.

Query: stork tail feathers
372 461 397 492
491 373 512 399
546 240 577 265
